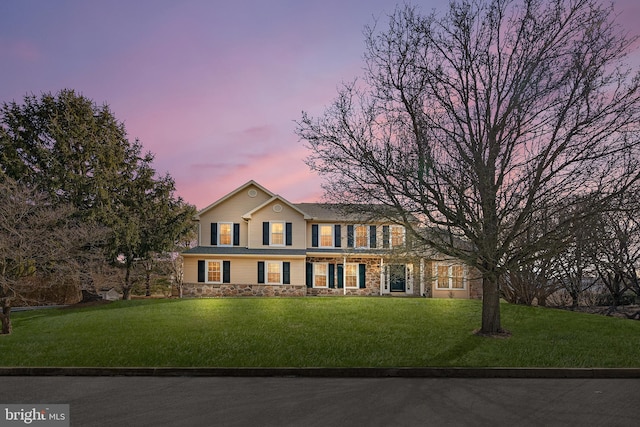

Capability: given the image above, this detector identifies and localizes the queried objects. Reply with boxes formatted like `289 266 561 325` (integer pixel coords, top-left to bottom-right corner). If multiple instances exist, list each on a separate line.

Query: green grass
1 298 639 367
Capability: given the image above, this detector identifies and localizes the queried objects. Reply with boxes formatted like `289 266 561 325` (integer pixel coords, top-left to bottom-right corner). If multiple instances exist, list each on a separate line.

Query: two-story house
182 180 482 299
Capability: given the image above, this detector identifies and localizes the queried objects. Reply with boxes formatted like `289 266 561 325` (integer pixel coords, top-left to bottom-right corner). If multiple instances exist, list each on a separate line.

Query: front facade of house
182 181 481 299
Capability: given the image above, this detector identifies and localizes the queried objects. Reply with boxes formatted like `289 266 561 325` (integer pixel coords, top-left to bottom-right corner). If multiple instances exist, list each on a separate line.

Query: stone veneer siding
183 259 482 299
468 274 483 299
305 256 381 296
182 283 306 297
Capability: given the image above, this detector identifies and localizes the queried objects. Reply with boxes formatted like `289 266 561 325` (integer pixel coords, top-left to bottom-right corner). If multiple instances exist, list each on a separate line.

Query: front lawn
1 298 639 367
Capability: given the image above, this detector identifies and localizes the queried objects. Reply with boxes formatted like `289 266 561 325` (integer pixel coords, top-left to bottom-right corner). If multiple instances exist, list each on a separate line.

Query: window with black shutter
257 261 265 283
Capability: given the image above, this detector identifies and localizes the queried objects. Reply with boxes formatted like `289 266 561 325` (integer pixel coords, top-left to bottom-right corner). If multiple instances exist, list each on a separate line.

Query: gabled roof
242 195 313 220
194 180 274 220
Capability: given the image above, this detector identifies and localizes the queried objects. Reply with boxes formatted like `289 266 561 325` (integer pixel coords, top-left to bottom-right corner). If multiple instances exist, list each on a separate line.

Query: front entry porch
381 263 415 295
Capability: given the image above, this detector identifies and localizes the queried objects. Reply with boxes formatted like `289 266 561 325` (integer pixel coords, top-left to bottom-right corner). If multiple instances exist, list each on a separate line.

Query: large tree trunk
123 263 132 300
479 276 502 335
0 305 12 335
145 268 152 297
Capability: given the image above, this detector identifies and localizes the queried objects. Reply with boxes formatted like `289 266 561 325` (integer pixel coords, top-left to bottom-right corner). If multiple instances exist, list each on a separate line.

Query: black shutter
328 264 335 288
382 226 390 248
311 224 318 247
334 225 341 247
347 225 354 248
198 260 205 282
211 223 217 246
258 261 265 283
283 262 290 284
370 225 377 248
359 264 366 288
306 262 313 288
285 223 292 246
223 261 231 283
337 264 344 288
262 222 269 245
233 223 240 246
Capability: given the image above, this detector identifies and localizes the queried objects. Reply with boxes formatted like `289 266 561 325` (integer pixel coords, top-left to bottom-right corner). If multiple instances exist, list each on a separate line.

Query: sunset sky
2 0 639 209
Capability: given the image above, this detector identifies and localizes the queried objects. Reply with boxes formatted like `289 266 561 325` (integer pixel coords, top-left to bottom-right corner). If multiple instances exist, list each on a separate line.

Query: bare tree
297 0 640 335
555 209 599 308
0 178 95 334
589 193 640 307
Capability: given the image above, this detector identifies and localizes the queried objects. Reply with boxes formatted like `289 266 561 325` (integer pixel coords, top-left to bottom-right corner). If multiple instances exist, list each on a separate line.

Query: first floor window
258 261 290 284
267 261 281 284
436 263 466 289
198 260 230 284
314 263 328 287
345 263 359 288
208 261 221 283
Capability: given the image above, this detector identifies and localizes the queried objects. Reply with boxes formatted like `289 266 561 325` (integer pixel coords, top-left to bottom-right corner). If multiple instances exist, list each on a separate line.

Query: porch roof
183 247 307 257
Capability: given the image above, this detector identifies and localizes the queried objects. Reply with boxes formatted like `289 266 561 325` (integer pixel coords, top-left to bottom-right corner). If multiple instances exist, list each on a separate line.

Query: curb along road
1 367 640 378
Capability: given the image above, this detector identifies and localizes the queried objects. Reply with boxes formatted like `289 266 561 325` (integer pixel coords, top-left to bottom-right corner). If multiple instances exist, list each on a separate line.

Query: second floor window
319 225 333 247
271 222 284 245
355 225 368 248
219 223 232 246
211 222 239 246
263 221 292 246
391 225 405 248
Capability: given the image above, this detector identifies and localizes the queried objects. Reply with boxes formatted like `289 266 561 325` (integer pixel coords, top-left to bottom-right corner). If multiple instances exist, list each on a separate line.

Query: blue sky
1 0 638 208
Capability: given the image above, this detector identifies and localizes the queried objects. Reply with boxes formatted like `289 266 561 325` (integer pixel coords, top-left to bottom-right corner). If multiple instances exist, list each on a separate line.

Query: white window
207 260 222 283
313 263 328 288
266 261 281 284
354 225 368 248
218 222 233 246
345 263 359 288
435 263 466 289
319 225 333 248
271 222 284 246
390 225 405 248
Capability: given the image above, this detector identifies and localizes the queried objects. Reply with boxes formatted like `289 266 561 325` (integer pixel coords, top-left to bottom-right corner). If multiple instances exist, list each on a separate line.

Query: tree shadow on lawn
428 331 507 366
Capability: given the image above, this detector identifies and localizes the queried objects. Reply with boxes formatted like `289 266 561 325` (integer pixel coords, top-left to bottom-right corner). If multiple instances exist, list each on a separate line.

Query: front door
389 264 406 292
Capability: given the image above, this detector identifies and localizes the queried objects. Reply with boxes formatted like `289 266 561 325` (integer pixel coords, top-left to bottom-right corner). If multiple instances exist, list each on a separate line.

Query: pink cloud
0 39 41 62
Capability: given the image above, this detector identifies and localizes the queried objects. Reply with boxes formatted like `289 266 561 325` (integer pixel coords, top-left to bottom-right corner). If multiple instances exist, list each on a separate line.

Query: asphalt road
1 376 638 426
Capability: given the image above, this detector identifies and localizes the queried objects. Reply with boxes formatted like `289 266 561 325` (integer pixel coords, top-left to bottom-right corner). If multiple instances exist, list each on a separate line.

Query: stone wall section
182 283 306 297
305 256 381 296
468 269 483 300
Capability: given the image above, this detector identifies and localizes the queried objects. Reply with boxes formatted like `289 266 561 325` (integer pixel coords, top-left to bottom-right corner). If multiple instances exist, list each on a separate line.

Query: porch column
379 258 384 295
343 256 347 295
420 258 425 297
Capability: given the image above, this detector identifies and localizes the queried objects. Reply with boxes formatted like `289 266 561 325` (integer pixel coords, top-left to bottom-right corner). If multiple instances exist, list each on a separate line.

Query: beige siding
198 183 272 246
183 255 306 286
183 256 200 284
431 288 470 299
247 200 306 249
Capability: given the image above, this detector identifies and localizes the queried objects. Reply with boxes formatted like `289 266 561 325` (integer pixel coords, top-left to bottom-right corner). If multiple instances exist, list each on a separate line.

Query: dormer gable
194 180 274 220
242 196 313 221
